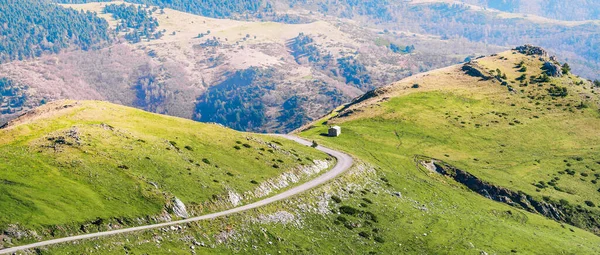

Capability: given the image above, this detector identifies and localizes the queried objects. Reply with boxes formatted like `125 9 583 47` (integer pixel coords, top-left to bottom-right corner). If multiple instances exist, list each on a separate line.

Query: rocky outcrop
442 163 565 221
515 45 564 77
338 86 392 114
172 197 189 219
515 45 548 57
543 61 563 77
418 156 600 235
462 63 492 80
248 160 330 199
228 191 242 207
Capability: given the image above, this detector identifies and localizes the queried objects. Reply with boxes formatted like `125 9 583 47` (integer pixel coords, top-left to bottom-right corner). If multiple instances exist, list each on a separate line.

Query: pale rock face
250 160 330 198
228 190 242 207
253 211 298 225
543 61 563 77
172 197 189 218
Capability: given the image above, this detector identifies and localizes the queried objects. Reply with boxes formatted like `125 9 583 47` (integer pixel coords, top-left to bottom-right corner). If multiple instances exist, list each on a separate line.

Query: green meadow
0 100 328 245
5 51 600 254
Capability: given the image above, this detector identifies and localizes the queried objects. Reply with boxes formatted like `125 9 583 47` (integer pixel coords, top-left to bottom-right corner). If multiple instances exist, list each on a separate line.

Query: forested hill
53 0 270 18
460 0 600 21
54 0 387 20
0 0 112 63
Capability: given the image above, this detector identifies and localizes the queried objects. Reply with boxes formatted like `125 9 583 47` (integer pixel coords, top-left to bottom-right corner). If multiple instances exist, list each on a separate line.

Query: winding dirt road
0 135 352 254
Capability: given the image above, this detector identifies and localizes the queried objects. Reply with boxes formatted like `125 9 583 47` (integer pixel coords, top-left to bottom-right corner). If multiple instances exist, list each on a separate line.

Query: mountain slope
0 100 331 248
18 47 600 254
2 1 600 135
300 47 600 233
459 0 600 21
2 1 499 133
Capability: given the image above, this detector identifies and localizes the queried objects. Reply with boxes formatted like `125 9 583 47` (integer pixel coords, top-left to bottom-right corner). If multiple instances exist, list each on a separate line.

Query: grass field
297 50 600 241
24 50 600 254
0 100 329 246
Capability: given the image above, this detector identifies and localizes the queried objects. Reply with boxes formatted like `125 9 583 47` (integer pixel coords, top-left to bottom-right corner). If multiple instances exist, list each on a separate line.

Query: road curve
0 135 353 254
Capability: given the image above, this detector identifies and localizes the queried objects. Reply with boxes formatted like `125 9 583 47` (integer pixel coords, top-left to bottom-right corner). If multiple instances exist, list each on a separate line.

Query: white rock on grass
229 190 243 207
172 197 189 218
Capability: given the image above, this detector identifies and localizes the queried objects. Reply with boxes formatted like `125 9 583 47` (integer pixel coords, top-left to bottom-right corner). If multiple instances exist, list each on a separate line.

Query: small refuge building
328 126 341 137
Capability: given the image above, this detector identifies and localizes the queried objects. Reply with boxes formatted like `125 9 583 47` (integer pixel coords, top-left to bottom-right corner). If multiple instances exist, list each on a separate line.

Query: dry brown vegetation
0 2 506 132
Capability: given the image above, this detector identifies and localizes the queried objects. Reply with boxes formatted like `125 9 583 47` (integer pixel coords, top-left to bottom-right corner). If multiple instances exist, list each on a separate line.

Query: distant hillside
53 0 270 18
460 0 600 21
2 2 497 133
2 0 599 135
278 0 600 80
0 100 330 249
0 0 111 63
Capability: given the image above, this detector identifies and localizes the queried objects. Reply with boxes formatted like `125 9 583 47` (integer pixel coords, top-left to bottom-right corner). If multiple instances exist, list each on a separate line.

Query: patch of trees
277 96 310 132
516 61 527 72
462 0 600 21
287 33 379 92
104 4 162 43
0 0 111 63
54 0 269 19
133 73 167 113
0 78 29 114
547 85 569 98
201 38 222 47
493 69 507 81
286 0 393 21
193 67 346 133
194 67 271 131
268 14 313 24
561 63 571 75
533 73 551 83
336 56 373 90
389 43 415 54
287 33 331 66
548 198 600 236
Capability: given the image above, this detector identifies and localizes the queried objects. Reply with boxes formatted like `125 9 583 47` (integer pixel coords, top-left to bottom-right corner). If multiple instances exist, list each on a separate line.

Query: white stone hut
328 126 341 137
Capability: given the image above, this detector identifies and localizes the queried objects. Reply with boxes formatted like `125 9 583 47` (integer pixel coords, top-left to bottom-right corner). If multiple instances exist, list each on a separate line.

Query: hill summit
295 46 600 253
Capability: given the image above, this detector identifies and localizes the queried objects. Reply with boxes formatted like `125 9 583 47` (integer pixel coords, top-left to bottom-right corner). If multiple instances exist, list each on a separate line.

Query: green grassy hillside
23 48 600 255
309 49 600 216
0 100 330 247
294 49 600 252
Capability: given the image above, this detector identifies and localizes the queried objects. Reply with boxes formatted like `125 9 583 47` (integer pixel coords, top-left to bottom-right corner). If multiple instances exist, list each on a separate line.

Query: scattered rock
462 63 491 80
67 127 81 145
228 190 242 207
172 197 189 218
149 181 159 189
253 211 298 225
99 123 114 131
215 229 238 244
3 225 27 239
543 61 563 77
515 45 548 57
